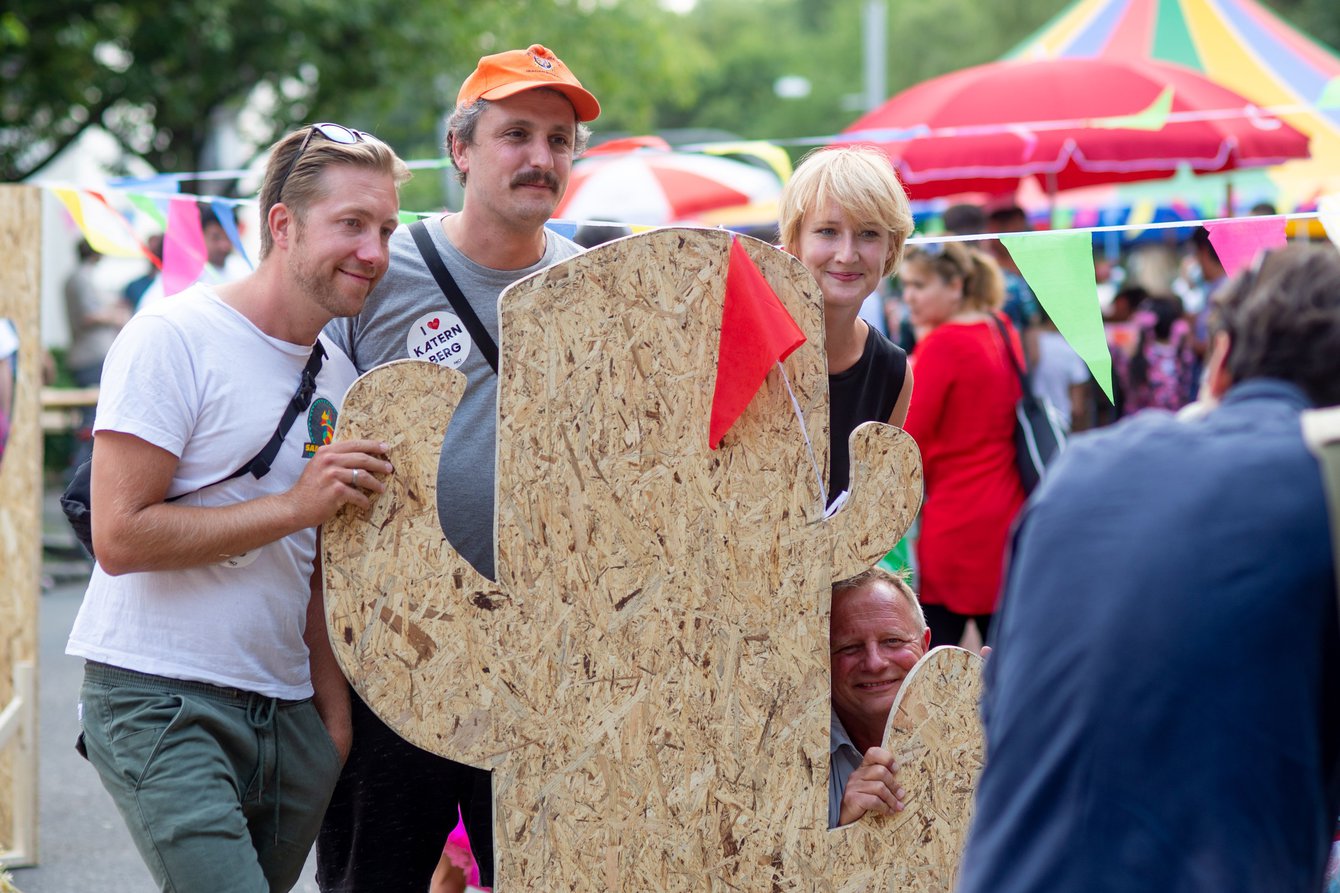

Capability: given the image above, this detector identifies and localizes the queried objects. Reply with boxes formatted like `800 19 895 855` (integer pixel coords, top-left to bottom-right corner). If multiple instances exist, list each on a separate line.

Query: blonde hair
258 126 412 259
832 566 926 633
902 242 1005 313
778 146 914 278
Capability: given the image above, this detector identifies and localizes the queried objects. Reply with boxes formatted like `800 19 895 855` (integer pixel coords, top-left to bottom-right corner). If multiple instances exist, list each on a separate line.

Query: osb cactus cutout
325 228 982 891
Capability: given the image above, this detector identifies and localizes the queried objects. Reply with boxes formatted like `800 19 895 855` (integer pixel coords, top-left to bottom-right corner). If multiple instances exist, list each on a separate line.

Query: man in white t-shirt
67 123 410 892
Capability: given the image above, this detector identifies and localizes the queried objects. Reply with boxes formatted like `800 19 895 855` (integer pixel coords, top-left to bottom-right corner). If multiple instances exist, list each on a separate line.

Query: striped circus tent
1007 0 1340 208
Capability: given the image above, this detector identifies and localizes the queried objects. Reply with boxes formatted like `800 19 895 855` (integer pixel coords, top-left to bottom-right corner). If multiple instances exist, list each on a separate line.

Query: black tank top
828 327 908 504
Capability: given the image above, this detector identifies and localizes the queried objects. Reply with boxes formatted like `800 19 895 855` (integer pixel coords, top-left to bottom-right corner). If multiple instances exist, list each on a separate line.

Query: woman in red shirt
900 243 1026 647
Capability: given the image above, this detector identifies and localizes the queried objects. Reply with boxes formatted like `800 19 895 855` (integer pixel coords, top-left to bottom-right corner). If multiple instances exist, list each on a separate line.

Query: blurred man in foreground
957 243 1340 893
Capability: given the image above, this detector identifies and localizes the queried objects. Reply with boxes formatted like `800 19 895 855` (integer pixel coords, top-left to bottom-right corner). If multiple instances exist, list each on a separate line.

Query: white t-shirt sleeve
1066 349 1091 386
93 315 201 457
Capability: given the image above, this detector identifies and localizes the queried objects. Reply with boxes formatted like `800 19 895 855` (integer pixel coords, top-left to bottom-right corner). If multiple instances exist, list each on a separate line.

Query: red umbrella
839 57 1310 200
556 138 784 225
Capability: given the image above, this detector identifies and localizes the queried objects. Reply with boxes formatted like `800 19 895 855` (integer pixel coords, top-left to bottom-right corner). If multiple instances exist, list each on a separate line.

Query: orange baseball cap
457 44 601 122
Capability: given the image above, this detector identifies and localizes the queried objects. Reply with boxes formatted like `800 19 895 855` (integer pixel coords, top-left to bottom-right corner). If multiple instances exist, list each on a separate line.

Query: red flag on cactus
709 236 807 449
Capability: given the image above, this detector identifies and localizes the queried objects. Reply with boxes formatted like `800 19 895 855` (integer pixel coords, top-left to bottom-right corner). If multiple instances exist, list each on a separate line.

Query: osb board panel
831 422 923 582
326 229 952 891
0 186 42 852
832 646 984 893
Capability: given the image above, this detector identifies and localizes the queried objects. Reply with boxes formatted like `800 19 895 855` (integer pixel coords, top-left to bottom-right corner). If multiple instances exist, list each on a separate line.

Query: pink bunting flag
709 236 807 449
1205 217 1288 277
441 806 482 888
162 198 207 297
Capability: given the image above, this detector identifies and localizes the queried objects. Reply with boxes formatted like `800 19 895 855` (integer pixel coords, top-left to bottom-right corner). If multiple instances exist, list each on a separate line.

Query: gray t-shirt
325 215 582 579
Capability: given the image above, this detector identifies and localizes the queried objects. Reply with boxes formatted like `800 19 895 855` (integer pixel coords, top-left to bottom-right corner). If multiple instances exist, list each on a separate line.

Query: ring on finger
352 469 360 487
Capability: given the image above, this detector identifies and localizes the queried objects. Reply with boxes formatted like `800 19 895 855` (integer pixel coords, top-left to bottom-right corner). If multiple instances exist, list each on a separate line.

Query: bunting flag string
32 176 1340 382
777 97 1334 148
37 177 1339 245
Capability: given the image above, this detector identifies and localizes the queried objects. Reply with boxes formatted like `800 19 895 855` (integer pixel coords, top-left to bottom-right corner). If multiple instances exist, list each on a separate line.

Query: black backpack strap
409 218 499 374
63 341 330 556
168 340 327 499
989 312 1030 389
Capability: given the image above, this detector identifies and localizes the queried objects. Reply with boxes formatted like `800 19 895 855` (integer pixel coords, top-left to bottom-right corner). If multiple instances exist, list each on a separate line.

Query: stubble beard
290 240 371 321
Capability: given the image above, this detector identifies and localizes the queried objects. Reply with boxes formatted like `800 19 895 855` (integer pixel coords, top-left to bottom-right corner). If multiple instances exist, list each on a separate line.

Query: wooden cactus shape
326 229 980 891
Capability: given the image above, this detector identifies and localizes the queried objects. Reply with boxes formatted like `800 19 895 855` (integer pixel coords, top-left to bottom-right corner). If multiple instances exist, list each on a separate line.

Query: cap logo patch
531 52 554 71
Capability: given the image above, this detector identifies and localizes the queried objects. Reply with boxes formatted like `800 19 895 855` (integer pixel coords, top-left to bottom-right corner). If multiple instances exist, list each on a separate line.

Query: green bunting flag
1001 230 1114 403
1318 76 1340 110
1050 206 1075 231
126 192 168 228
1093 85 1173 131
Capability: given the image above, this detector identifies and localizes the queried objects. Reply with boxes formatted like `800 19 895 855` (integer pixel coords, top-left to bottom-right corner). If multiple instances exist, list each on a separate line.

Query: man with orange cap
318 44 599 893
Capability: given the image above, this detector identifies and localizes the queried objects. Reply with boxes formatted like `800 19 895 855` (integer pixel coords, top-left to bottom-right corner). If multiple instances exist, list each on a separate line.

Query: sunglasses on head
274 122 368 200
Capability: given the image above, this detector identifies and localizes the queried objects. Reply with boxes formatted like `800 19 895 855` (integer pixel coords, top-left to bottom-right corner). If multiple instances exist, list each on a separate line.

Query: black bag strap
167 340 326 500
409 219 499 374
989 312 1030 391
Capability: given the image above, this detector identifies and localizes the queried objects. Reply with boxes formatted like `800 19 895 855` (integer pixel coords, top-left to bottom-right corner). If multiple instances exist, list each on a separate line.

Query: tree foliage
658 0 1060 155
1266 0 1340 53
0 0 696 186
2 0 1335 199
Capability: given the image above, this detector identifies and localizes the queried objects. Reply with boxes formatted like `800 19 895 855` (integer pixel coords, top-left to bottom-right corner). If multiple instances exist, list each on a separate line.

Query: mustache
511 170 560 190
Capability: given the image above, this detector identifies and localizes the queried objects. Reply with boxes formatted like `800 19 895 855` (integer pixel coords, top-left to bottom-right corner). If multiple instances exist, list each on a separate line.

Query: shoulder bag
989 313 1067 495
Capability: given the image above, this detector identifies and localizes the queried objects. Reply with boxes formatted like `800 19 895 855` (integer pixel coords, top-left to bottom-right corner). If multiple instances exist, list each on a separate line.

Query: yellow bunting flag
53 189 149 259
1124 199 1156 240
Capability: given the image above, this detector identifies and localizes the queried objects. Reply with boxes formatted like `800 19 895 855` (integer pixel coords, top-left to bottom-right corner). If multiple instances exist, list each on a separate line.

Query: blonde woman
779 147 915 506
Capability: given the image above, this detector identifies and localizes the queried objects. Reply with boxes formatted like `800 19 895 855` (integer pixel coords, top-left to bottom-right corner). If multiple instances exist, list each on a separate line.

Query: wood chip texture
0 186 42 854
325 228 983 891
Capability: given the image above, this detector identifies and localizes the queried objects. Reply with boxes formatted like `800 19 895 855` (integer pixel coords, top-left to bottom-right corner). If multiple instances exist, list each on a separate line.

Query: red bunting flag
709 236 807 449
1205 216 1288 277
